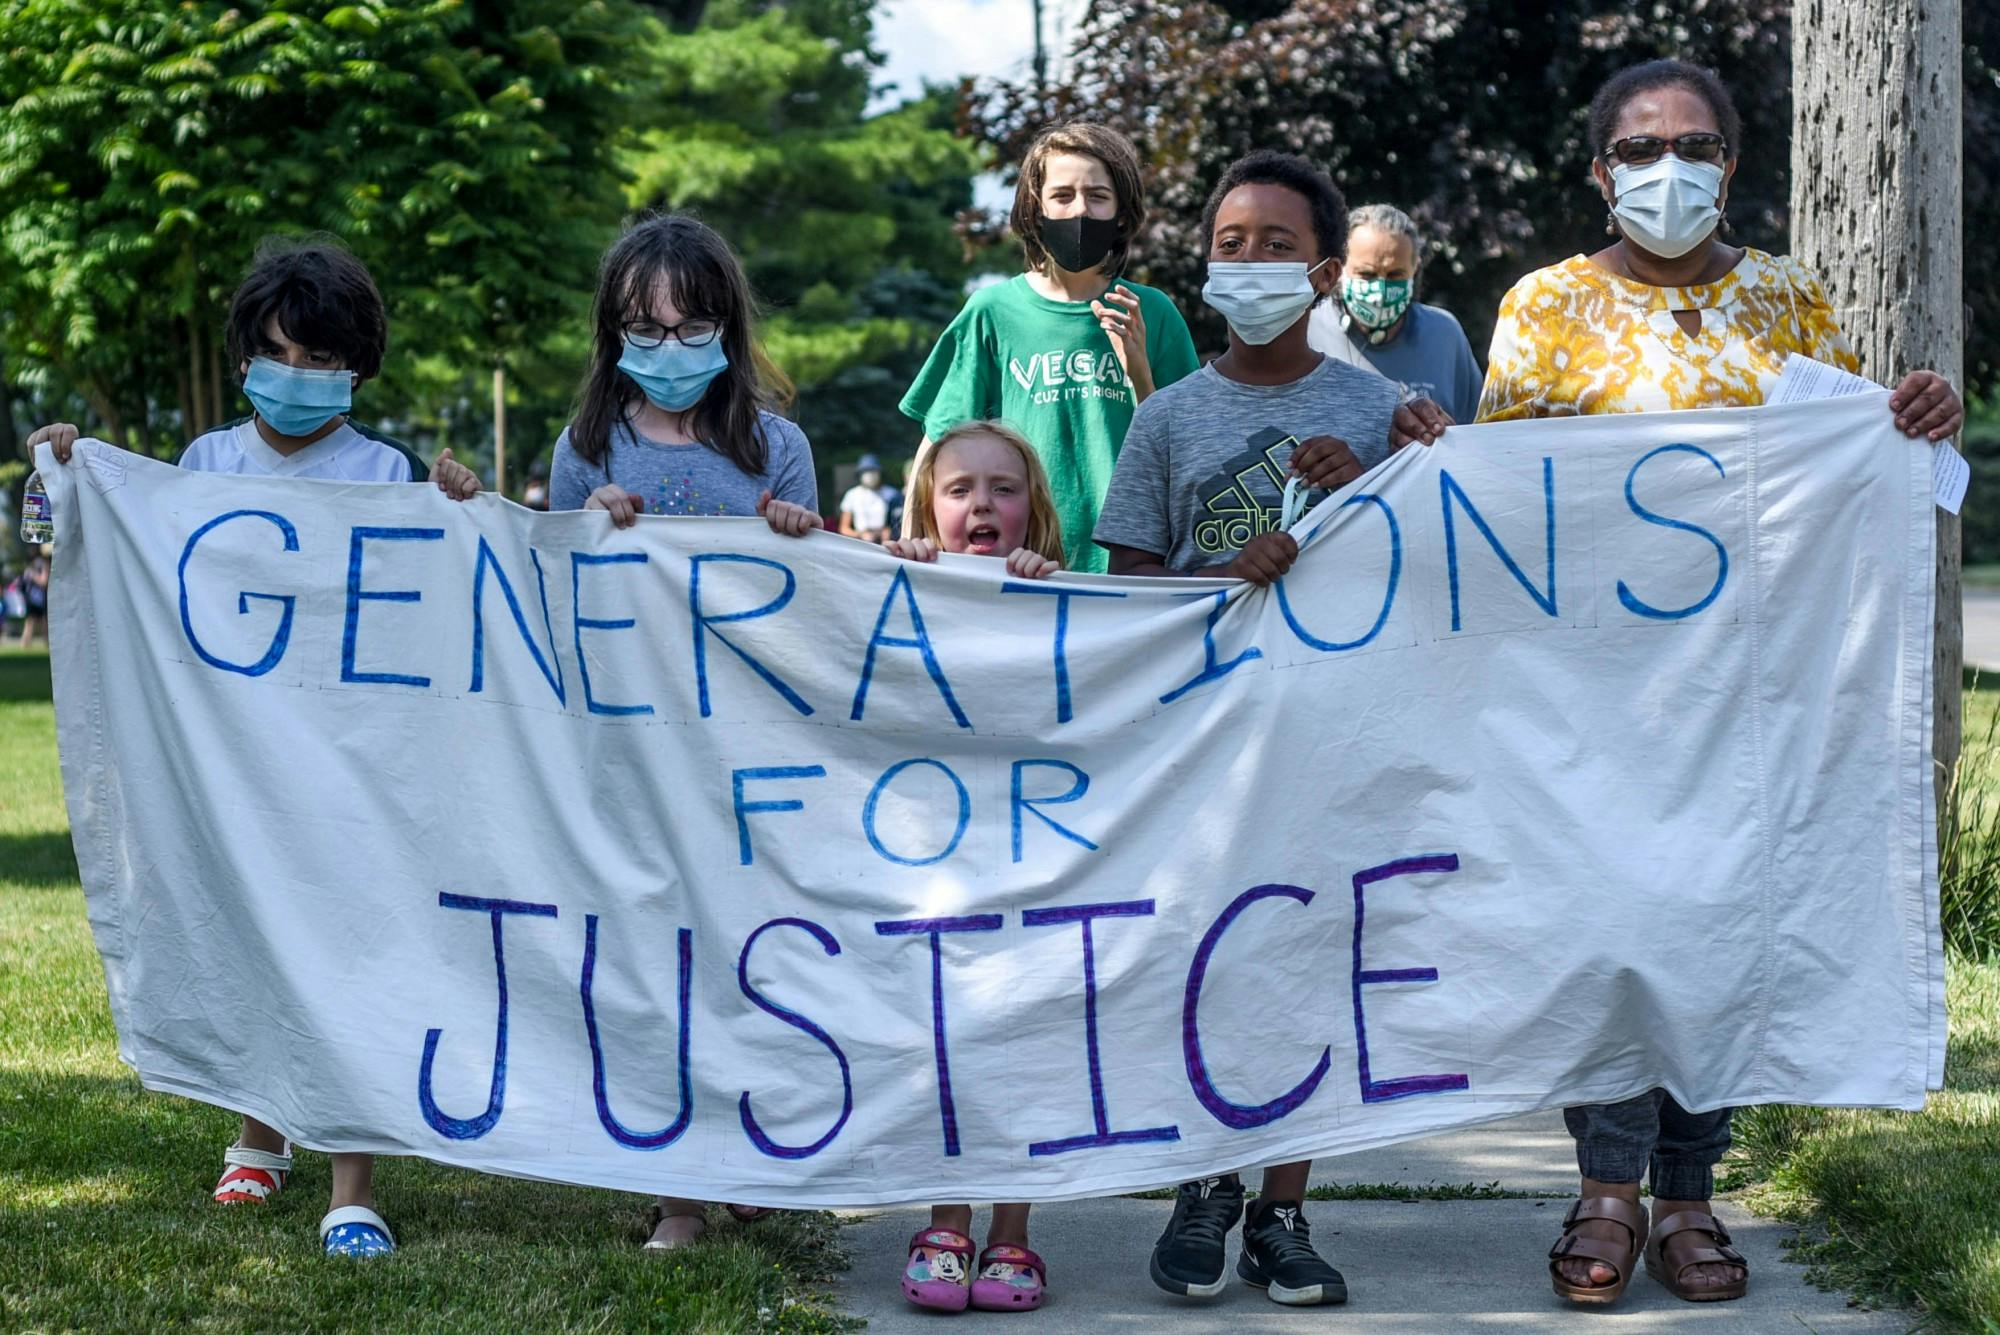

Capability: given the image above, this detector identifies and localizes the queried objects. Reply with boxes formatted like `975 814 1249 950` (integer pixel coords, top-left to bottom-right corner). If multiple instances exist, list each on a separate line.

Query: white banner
42 392 1943 1207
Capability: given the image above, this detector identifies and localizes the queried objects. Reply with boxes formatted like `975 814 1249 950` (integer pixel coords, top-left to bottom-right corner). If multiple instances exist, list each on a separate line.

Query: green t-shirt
899 274 1201 573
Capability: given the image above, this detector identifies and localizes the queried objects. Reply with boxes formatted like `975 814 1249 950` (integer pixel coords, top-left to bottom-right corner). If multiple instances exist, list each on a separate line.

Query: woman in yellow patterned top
1482 60 1963 1313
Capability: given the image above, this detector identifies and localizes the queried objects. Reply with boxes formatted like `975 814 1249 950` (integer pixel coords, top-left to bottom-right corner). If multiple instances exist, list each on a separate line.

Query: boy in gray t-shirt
1094 149 1445 1312
1094 159 1438 588
1094 356 1402 573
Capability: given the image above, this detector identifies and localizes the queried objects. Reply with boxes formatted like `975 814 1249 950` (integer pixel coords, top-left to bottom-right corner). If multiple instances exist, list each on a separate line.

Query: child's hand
1005 548 1062 580
432 448 482 501
1391 398 1452 448
1290 435 1363 491
758 489 823 537
1092 285 1150 382
27 422 81 464
882 537 940 563
585 484 646 528
1889 371 1963 440
1227 531 1299 586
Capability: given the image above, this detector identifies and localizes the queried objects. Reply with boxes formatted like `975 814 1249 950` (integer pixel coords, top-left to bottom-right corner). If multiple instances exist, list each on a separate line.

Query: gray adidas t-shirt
550 411 818 517
1094 357 1402 571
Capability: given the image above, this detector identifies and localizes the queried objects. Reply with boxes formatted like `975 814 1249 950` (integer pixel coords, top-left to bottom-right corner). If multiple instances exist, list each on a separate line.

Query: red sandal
213 1141 291 1205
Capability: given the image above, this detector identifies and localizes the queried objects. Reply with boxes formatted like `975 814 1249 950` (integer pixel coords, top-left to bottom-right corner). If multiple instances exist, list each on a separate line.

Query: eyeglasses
1602 133 1729 166
623 317 722 350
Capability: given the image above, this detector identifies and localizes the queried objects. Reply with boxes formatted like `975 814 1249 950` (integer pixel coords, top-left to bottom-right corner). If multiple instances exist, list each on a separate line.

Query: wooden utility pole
493 362 507 499
1791 0 1964 809
1033 0 1048 112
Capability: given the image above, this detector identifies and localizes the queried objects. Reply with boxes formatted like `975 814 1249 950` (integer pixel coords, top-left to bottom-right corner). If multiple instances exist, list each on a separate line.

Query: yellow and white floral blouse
1475 248 1860 422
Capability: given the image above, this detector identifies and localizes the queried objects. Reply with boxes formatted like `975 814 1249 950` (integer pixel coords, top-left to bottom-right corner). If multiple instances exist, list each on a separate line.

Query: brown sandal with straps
1645 1209 1749 1302
1548 1196 1649 1305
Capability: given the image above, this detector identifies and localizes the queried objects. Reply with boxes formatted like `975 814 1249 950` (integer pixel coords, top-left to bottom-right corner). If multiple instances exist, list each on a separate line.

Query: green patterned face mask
1341 276 1414 333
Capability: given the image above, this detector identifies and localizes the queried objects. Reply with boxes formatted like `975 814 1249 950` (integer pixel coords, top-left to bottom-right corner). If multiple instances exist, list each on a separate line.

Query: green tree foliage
624 0 985 479
0 0 659 457
973 0 1997 398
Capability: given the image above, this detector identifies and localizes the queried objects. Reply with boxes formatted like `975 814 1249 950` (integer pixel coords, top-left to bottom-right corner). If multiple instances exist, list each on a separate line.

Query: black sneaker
1237 1198 1348 1305
1149 1175 1245 1298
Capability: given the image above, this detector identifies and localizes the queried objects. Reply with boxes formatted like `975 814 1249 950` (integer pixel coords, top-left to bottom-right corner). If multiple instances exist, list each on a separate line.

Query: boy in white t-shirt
29 237 480 1260
838 452 892 543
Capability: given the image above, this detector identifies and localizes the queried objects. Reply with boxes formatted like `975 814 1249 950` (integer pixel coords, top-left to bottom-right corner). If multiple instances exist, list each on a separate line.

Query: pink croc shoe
902 1227 974 1311
972 1243 1048 1312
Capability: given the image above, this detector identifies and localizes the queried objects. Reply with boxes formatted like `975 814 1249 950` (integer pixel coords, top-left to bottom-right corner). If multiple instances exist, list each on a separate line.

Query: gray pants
1564 1091 1732 1200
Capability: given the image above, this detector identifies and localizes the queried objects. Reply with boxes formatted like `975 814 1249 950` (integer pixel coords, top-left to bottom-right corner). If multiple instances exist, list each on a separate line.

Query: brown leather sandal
1548 1196 1648 1305
1644 1209 1749 1302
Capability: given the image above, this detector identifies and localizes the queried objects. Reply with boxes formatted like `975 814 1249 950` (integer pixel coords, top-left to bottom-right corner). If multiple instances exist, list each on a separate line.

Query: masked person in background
1306 203 1483 423
1475 59 1961 1310
838 453 892 544
899 121 1200 571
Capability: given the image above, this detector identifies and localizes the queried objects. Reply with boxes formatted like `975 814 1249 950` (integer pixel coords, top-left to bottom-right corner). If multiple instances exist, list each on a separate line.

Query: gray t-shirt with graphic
1093 357 1402 571
549 411 818 517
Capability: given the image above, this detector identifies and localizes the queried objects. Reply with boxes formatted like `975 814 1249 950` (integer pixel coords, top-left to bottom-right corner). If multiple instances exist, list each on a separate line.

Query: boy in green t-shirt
899 120 1200 572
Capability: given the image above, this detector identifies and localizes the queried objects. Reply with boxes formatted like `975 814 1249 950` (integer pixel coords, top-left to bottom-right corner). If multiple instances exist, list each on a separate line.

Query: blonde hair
908 421 1066 566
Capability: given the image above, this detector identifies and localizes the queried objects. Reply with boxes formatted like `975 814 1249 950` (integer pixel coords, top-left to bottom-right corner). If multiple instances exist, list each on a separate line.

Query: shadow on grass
0 1070 854 1329
0 648 52 703
0 830 77 885
0 1069 856 1333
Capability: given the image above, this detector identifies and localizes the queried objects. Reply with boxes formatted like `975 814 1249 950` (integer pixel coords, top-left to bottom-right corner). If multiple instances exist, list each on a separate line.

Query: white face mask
1610 157 1725 259
1202 259 1331 345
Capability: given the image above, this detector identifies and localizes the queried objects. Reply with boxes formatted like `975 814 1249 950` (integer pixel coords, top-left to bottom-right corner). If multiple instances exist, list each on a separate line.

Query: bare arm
1105 534 1298 586
900 435 935 538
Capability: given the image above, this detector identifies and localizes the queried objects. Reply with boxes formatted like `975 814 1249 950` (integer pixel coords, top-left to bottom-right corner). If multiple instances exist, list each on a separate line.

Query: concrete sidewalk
834 1113 1910 1332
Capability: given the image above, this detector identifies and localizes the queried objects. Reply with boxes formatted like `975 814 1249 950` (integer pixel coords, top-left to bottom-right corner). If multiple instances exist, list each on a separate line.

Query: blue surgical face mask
618 336 730 412
242 357 353 437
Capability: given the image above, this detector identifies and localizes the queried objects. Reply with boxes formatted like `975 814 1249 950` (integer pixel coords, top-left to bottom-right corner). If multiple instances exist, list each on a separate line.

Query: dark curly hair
1587 59 1743 161
1200 150 1348 273
225 236 387 381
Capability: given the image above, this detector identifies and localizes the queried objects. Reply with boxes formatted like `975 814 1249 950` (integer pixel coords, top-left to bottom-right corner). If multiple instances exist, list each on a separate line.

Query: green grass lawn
1725 672 2000 1332
0 648 856 1334
1730 961 2000 1332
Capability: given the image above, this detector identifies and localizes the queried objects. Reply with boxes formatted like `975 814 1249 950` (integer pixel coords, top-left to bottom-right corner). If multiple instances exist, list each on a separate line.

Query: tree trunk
201 321 225 433
78 378 129 450
176 317 198 441
0 335 19 462
1791 0 1964 817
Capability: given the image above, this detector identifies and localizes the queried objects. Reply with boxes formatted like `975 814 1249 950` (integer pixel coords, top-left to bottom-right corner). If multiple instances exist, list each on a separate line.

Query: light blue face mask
618 337 730 412
242 357 353 437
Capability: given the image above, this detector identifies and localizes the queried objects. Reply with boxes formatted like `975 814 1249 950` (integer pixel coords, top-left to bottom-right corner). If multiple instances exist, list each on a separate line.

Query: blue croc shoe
320 1206 396 1258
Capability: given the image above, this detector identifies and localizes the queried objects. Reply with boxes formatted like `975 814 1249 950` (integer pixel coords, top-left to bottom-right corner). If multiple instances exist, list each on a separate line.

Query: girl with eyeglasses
549 213 819 1252
551 213 822 539
1475 59 1961 1311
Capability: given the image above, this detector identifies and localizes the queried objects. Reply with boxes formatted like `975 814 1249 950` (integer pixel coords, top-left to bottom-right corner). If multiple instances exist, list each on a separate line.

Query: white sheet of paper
1934 442 1970 514
1769 354 1879 405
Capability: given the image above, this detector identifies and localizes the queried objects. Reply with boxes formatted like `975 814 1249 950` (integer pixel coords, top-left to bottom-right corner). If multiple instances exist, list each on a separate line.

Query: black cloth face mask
1039 214 1121 273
